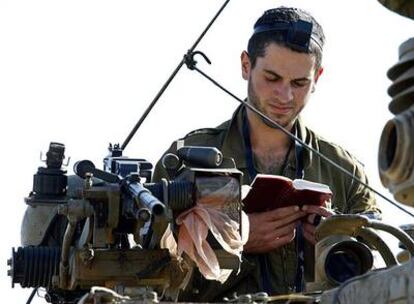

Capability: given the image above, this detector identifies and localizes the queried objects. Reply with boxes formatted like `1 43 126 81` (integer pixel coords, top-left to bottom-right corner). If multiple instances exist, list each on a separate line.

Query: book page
292 179 332 193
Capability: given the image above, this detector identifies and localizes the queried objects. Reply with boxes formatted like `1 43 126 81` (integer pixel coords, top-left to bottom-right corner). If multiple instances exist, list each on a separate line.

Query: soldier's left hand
300 204 335 244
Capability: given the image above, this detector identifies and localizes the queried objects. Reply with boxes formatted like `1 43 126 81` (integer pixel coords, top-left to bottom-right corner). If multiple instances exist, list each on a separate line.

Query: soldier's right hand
243 206 306 253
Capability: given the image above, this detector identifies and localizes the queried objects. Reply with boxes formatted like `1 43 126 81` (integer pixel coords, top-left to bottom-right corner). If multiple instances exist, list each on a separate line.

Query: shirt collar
220 105 248 169
220 105 312 171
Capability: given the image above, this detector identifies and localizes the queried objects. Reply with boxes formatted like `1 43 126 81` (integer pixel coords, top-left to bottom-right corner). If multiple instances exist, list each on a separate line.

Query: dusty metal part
397 250 410 263
320 258 414 303
57 199 94 222
315 215 369 241
223 291 319 303
76 217 93 249
57 199 94 289
77 286 162 304
82 184 121 247
380 38 414 206
310 215 414 293
59 221 76 289
316 216 414 265
370 221 414 255
21 205 58 246
378 0 414 20
313 235 374 290
378 105 414 205
67 248 185 290
357 227 398 266
84 173 94 189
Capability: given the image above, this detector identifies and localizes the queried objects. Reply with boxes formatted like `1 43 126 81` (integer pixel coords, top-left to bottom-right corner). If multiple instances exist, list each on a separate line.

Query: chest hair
254 149 291 175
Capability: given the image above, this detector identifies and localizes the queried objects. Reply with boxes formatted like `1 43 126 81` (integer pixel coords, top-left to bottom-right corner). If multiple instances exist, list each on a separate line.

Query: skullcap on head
253 7 325 53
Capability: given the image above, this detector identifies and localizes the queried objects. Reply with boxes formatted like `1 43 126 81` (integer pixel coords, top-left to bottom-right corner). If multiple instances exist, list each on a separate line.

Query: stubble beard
247 80 292 129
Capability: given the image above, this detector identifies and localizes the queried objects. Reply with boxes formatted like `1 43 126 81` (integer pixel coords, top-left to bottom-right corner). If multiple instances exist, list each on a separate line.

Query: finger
248 212 303 241
265 230 296 251
273 221 299 239
272 210 306 228
248 215 282 239
267 206 303 220
244 229 296 253
249 207 302 225
303 222 316 235
248 212 294 236
256 221 298 244
306 213 322 225
302 205 335 217
272 230 296 247
302 229 316 245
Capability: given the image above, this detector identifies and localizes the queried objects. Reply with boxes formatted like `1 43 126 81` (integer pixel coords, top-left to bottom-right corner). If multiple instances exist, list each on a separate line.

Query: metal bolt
85 173 93 189
80 248 94 264
137 208 151 222
238 295 252 303
128 173 141 183
143 291 158 303
57 204 68 215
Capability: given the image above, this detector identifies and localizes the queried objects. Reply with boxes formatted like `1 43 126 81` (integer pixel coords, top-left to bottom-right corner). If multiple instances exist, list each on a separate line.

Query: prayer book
242 174 332 213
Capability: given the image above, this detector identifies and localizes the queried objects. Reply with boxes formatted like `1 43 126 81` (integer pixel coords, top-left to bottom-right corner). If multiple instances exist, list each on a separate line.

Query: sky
0 0 414 302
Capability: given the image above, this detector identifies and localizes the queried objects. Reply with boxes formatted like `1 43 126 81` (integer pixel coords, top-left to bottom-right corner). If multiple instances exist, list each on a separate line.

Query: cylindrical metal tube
127 182 165 216
8 246 60 289
378 106 414 184
357 227 397 266
60 222 76 289
177 146 223 168
369 220 414 256
316 235 373 286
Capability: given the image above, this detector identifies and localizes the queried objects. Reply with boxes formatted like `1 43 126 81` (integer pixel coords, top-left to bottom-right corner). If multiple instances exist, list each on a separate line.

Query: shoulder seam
184 127 225 138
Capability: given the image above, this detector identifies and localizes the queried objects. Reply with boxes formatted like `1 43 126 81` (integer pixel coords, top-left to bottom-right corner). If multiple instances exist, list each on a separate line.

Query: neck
246 109 294 153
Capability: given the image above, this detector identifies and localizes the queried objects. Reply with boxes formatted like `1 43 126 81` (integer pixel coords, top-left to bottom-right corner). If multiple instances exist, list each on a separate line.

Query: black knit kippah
253 7 325 52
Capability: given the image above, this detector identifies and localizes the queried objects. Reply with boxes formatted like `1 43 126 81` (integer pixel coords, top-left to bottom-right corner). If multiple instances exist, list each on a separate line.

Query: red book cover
242 174 332 213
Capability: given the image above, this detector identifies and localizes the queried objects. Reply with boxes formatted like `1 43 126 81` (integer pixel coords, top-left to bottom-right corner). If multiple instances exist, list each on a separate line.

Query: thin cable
26 288 37 304
190 65 414 218
121 0 231 150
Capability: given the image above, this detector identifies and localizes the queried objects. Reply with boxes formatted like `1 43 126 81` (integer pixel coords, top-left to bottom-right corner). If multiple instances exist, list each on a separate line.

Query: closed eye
266 76 280 82
292 79 310 88
264 72 281 82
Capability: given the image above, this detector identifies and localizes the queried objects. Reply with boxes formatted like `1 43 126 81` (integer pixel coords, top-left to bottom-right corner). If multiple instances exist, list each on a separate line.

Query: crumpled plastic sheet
174 176 249 283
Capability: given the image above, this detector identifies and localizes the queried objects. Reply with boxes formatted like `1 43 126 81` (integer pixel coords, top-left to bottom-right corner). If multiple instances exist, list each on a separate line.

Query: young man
153 7 380 301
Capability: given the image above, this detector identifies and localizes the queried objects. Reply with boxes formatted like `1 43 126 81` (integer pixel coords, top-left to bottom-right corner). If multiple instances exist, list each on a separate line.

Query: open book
242 174 332 213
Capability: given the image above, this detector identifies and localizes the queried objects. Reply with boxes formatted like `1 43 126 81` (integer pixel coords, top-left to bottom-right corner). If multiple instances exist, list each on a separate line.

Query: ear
241 51 251 81
311 67 324 93
314 67 324 83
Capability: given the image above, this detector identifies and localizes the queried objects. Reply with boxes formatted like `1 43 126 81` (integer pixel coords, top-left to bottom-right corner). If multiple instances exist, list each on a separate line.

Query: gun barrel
127 182 165 216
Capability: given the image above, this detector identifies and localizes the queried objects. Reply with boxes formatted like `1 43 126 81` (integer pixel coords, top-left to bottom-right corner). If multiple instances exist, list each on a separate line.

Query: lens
325 250 361 283
324 241 373 285
385 124 397 171
378 107 414 204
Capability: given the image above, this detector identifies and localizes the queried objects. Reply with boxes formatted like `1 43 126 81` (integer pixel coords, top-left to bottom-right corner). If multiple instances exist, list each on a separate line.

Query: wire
188 63 414 218
121 0 231 150
26 288 37 304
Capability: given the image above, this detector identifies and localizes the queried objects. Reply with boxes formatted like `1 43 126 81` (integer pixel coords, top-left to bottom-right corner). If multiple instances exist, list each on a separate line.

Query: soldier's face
241 43 322 129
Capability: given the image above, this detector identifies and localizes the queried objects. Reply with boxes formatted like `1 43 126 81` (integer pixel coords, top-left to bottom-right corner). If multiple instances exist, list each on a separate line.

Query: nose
274 82 293 103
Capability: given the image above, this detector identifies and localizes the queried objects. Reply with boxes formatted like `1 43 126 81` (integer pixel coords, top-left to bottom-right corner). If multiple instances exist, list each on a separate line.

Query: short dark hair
247 7 325 70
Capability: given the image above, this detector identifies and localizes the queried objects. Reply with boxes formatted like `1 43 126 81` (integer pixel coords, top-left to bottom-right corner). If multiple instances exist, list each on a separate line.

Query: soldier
153 6 381 301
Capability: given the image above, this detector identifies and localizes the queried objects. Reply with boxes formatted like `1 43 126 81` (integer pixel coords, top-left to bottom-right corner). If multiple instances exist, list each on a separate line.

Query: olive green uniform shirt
153 106 380 301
